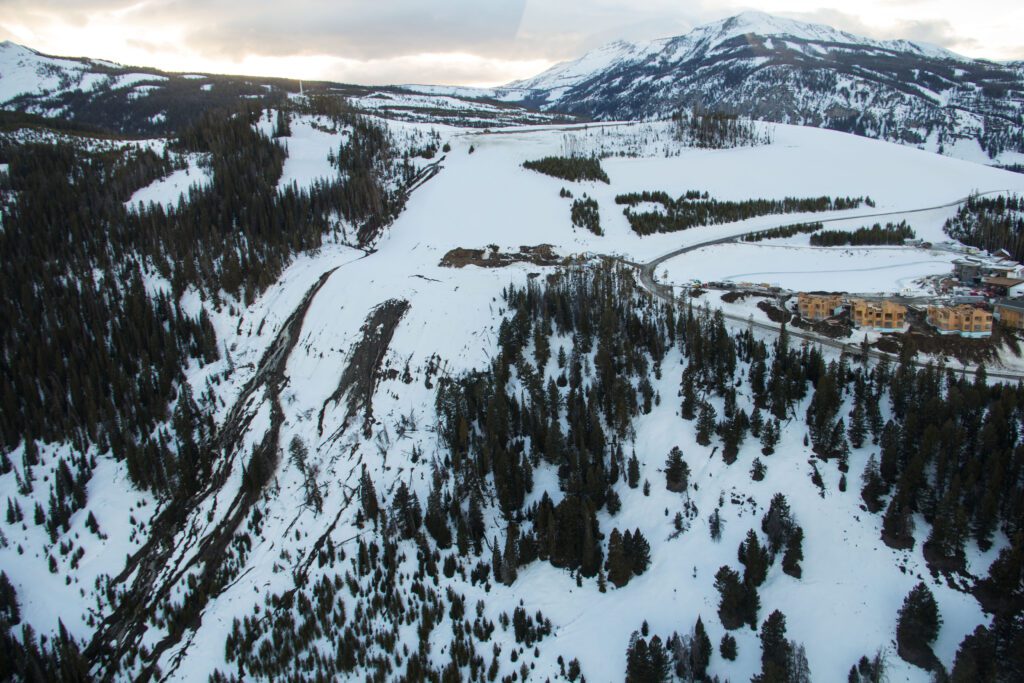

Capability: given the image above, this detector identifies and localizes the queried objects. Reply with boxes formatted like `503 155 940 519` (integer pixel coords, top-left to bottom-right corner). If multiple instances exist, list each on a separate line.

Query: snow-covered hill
0 41 570 136
481 12 1024 164
3 112 1024 681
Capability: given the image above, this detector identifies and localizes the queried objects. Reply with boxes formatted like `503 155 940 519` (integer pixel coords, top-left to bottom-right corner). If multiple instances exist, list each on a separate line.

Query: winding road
627 190 1024 381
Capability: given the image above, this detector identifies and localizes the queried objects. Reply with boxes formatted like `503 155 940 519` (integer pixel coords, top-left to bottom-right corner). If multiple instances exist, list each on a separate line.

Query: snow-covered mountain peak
505 11 967 95
506 36 668 92
705 10 859 45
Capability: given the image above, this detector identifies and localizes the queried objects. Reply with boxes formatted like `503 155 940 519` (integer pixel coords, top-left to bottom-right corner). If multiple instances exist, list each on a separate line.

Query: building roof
982 276 1024 287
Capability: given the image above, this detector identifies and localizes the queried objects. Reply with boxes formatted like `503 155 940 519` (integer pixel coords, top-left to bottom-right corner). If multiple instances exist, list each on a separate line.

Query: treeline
0 101 409 497
670 108 771 149
944 193 1024 262
742 222 822 242
523 156 609 183
810 221 915 247
616 190 708 206
615 191 873 236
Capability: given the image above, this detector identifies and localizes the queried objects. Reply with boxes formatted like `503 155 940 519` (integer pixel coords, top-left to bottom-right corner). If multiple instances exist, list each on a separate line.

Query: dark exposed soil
805 315 853 339
85 267 339 681
440 244 568 268
319 299 411 440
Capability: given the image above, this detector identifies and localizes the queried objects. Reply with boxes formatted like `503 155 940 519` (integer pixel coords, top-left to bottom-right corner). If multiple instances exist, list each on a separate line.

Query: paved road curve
627 190 1024 382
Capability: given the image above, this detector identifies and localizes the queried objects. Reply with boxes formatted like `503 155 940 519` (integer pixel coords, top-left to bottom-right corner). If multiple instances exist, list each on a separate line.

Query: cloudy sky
1 0 1022 86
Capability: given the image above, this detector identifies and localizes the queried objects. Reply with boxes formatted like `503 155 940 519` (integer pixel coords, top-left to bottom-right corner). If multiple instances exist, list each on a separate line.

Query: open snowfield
125 154 212 212
5 116 1024 682
660 243 959 294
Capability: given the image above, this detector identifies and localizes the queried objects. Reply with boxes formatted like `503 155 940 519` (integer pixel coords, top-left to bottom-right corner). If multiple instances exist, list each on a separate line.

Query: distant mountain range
434 11 1024 162
3 11 1024 160
0 41 563 136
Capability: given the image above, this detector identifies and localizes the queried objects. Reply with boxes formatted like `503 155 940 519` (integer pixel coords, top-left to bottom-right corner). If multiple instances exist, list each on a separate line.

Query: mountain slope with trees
491 12 1024 162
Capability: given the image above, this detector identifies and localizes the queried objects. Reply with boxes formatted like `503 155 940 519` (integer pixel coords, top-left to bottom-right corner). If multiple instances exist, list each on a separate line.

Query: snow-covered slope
4 116 1024 681
489 12 1024 164
0 41 572 136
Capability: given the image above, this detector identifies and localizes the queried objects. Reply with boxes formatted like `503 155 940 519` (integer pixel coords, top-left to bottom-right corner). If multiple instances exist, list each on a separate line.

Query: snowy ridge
506 12 962 95
487 12 1024 164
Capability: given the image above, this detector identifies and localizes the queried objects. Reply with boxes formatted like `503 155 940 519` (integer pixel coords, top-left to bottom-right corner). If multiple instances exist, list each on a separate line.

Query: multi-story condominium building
927 305 993 338
797 293 843 321
850 299 907 330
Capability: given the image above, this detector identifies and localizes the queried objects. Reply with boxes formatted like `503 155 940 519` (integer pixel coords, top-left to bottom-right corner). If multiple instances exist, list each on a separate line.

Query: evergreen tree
681 374 698 420
627 451 641 489
628 529 652 575
782 527 804 579
720 633 737 661
424 477 452 549
761 493 796 555
691 616 712 679
848 651 886 683
607 528 631 588
714 566 746 630
665 447 690 492
751 457 766 481
491 537 503 585
760 419 779 455
755 610 792 683
709 508 723 542
740 530 770 587
881 497 914 550
696 401 717 447
359 467 379 523
859 455 886 513
896 582 942 670
848 399 867 449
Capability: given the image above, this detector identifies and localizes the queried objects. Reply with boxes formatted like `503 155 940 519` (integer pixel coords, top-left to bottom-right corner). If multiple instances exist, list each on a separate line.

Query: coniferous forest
0 84 1022 683
0 101 409 495
185 261 1023 682
615 192 873 236
809 221 916 247
944 193 1024 262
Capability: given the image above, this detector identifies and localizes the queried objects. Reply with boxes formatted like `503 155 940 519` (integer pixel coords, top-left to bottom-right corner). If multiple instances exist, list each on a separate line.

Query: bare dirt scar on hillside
319 299 411 440
440 244 567 268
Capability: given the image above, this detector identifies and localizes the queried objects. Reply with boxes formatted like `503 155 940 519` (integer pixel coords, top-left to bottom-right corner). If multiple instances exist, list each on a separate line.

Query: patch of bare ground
319 299 411 440
440 244 568 268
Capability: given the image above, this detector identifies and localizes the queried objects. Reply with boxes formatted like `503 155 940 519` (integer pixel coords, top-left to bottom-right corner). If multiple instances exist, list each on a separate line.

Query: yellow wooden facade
850 299 907 330
927 305 993 337
797 293 842 321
